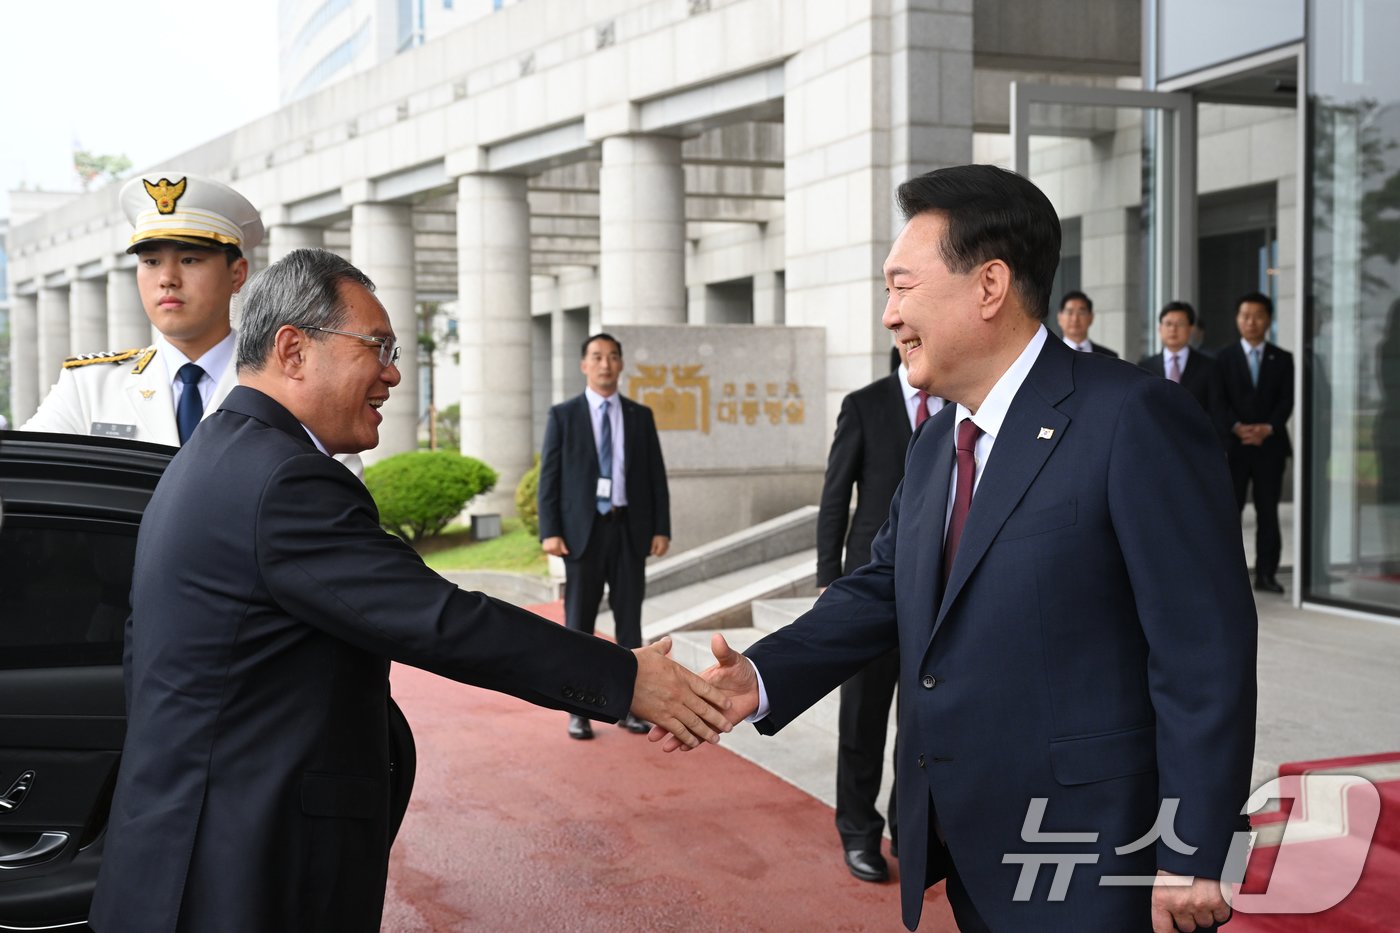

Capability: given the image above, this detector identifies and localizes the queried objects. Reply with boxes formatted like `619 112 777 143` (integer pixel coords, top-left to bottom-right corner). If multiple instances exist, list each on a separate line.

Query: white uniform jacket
22 345 363 475
23 345 234 447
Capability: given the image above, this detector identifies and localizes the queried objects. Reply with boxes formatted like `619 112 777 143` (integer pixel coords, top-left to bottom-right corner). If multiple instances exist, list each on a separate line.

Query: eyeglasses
303 325 401 367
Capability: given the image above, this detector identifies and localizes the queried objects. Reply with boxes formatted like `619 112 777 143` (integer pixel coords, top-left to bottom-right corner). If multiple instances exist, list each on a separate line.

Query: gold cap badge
143 177 187 215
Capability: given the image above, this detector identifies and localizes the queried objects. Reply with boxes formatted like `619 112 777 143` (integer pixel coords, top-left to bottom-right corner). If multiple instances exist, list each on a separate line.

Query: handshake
627 633 759 751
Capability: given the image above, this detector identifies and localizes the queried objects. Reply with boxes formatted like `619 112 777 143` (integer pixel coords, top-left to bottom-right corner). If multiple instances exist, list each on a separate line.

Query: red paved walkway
381 601 957 932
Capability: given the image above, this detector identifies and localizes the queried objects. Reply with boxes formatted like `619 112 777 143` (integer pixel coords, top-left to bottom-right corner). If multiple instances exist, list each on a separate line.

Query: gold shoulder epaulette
131 347 158 374
63 347 146 369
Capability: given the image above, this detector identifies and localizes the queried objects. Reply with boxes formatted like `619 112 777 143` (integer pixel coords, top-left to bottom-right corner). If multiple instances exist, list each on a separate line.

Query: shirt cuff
746 658 771 723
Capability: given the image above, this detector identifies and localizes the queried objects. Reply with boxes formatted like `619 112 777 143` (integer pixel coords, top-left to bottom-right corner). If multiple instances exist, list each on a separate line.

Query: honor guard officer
23 171 262 446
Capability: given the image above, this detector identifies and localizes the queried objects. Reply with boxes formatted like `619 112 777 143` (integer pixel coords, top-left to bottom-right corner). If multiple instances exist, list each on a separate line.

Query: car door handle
0 832 69 870
0 771 35 812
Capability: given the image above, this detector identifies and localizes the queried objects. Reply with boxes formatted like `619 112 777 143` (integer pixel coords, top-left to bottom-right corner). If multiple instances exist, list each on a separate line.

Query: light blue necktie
596 399 613 514
1248 347 1262 387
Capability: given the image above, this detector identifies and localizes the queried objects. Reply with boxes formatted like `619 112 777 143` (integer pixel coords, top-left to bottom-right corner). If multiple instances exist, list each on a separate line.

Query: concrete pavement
381 523 1400 931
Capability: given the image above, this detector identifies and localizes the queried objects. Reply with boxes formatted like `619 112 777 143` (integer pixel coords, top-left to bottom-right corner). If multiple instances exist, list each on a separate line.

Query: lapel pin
140 389 156 399
1037 427 1054 440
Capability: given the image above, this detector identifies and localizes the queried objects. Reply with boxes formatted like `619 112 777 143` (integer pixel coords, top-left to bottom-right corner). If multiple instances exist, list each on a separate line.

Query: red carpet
1230 753 1400 933
382 598 1400 931
381 600 955 931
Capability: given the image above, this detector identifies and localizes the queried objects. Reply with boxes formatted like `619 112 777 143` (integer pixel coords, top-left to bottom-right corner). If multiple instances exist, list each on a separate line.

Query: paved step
752 595 816 632
594 548 819 643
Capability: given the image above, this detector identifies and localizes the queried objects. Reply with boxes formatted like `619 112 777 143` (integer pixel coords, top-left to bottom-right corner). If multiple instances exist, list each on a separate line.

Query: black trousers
563 511 645 651
1229 446 1287 577
835 648 899 850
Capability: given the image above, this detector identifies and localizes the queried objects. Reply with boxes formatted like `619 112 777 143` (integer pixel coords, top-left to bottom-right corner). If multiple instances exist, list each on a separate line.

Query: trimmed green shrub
365 450 498 541
516 453 541 538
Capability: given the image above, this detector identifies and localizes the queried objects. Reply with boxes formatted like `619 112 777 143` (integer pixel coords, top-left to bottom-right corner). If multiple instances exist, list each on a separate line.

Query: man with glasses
89 249 731 933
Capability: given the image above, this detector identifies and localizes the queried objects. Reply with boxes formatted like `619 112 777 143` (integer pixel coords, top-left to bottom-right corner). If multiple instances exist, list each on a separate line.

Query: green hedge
365 450 498 541
516 453 541 538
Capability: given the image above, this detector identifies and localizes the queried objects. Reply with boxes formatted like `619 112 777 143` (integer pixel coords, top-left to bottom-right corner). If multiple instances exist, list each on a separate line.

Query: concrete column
106 267 150 349
753 270 785 325
456 173 532 515
267 224 325 264
599 135 686 324
36 286 71 401
69 274 108 354
9 293 39 424
350 202 418 463
784 0 972 425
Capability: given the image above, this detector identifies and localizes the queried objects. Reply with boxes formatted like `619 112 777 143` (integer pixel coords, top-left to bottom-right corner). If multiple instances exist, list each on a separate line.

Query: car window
0 519 133 668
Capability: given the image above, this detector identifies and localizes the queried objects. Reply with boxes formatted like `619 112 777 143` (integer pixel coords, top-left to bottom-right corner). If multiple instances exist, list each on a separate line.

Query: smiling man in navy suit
539 333 671 740
663 165 1257 933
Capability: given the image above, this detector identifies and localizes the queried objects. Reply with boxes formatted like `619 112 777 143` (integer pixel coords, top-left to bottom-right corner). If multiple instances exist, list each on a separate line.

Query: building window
1306 0 1400 613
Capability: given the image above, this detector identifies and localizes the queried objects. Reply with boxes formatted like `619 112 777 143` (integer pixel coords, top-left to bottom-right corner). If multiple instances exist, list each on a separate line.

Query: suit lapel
887 375 913 440
932 340 1073 637
906 412 954 637
569 395 596 476
621 396 639 497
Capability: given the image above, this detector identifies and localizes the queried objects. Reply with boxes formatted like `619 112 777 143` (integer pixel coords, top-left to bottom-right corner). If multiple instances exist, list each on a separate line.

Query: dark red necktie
915 390 930 428
943 418 983 583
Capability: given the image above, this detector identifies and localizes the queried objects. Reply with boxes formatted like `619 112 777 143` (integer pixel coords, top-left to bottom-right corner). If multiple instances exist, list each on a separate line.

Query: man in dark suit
1138 300 1216 411
1057 289 1119 356
88 249 729 933
817 342 940 882
539 333 671 740
663 166 1256 932
1212 291 1294 594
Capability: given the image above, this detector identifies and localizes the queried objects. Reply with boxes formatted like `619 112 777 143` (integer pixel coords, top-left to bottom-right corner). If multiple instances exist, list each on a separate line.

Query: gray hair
236 248 376 372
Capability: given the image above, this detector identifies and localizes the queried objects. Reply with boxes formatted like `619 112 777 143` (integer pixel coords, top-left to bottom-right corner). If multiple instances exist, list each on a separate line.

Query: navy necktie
176 363 205 445
597 399 613 515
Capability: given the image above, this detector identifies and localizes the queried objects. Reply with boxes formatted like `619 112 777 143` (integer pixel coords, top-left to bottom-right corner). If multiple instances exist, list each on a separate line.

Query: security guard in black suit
538 333 672 739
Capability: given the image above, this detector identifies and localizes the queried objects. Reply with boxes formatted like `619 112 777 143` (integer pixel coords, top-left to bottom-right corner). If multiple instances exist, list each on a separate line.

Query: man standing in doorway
539 333 672 739
1138 300 1216 412
1057 290 1119 357
1213 291 1294 593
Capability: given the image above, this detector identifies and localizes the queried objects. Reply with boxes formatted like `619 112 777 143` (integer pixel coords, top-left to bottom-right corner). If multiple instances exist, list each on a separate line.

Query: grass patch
417 517 549 576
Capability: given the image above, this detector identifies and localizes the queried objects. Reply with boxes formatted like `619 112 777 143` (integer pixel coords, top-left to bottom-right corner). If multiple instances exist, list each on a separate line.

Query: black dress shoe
843 848 889 883
617 713 650 734
1254 575 1285 594
568 715 594 740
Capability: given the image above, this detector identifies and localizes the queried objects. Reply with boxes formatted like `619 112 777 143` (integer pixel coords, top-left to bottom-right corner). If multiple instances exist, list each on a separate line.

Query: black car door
0 433 165 929
0 432 417 928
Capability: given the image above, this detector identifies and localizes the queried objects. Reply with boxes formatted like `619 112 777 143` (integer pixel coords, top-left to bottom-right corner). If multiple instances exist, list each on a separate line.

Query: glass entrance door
1011 83 1195 361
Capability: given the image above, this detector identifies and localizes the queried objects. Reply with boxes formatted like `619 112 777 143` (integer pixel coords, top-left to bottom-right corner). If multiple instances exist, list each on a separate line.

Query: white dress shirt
159 331 235 416
584 386 628 508
1063 336 1092 353
898 362 944 429
749 327 1050 721
1162 346 1191 378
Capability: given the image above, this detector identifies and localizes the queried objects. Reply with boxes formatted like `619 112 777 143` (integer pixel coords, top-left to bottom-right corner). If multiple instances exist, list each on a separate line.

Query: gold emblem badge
1037 427 1054 440
140 389 156 399
142 176 187 215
